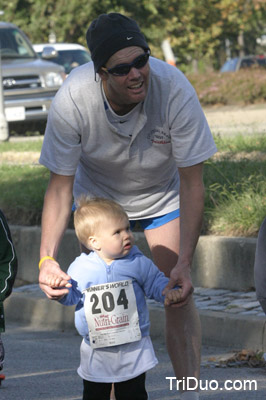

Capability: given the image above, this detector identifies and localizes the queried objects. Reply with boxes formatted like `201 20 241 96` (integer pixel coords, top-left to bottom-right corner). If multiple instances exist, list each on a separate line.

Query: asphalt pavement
2 284 266 399
1 322 266 400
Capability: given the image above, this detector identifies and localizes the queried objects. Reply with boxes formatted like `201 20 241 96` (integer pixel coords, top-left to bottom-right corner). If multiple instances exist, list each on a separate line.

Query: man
38 13 217 399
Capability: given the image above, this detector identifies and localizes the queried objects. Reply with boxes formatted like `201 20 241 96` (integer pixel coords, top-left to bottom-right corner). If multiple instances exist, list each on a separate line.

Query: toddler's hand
47 275 71 289
164 288 183 306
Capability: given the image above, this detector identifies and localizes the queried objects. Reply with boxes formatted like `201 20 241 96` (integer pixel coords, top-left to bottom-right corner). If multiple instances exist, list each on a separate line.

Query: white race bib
83 280 141 348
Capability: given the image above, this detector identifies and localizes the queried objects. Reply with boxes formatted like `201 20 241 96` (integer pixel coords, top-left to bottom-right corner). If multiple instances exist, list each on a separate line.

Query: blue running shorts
130 209 180 231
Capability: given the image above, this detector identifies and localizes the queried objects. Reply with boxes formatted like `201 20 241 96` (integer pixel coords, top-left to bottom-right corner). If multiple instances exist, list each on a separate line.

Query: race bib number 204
83 280 141 349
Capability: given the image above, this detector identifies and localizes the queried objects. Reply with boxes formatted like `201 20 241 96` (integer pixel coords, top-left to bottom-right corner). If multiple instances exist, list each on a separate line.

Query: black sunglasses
102 51 150 76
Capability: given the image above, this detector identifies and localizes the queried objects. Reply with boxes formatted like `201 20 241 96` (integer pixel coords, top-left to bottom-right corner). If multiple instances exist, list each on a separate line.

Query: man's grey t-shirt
40 57 217 219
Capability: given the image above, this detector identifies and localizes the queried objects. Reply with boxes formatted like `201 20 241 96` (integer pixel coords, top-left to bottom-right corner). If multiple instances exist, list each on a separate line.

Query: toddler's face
94 215 134 264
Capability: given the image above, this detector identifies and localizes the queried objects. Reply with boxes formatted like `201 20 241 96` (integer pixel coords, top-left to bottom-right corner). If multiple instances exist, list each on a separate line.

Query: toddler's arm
58 279 82 305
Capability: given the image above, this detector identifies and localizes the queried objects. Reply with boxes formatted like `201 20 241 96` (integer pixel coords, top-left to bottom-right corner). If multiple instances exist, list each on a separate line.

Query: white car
33 43 91 75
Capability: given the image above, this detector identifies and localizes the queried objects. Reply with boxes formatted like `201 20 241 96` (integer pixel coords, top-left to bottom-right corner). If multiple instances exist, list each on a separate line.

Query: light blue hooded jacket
60 245 169 344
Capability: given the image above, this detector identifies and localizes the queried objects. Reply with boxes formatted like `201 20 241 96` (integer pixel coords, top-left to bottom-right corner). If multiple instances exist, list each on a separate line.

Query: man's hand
162 262 194 307
39 258 72 300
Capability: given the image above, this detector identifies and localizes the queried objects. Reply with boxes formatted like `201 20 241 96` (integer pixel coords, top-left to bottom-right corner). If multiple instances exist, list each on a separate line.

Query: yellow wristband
39 256 55 269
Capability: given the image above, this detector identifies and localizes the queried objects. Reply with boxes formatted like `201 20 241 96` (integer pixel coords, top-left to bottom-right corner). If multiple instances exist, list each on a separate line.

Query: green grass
204 163 266 236
203 134 266 235
0 165 49 226
0 135 266 236
213 133 266 153
0 139 43 152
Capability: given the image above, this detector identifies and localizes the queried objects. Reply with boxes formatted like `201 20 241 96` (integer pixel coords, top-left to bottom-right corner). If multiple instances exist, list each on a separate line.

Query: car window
0 27 36 58
220 58 238 72
48 49 91 74
257 58 266 68
240 59 256 69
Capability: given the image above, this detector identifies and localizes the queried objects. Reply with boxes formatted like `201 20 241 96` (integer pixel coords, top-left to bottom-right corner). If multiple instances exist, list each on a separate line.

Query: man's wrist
175 259 192 270
39 256 55 269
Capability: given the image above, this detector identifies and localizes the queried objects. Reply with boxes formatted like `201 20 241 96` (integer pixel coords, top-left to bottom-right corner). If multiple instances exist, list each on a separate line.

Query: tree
1 0 266 71
215 0 266 63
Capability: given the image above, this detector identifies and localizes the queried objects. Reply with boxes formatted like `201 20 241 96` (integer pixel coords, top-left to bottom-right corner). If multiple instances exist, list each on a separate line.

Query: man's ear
88 236 101 251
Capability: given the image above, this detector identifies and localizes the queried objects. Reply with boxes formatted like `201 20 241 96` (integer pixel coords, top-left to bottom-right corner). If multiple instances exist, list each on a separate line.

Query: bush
187 68 266 106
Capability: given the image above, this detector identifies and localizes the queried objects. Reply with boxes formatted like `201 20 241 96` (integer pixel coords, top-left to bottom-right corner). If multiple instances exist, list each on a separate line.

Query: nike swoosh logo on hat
127 37 133 40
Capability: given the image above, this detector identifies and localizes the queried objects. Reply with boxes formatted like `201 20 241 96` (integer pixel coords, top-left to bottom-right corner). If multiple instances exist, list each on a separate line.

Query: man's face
100 46 150 114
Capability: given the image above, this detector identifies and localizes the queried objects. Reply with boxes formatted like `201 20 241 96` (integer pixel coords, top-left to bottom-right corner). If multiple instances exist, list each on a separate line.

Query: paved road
1 322 266 399
203 104 266 136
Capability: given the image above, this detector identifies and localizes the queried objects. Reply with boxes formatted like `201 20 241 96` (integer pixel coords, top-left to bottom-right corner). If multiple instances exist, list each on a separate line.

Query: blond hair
74 196 128 247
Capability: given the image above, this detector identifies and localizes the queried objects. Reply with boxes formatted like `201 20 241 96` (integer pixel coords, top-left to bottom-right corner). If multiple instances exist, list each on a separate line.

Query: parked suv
0 22 65 133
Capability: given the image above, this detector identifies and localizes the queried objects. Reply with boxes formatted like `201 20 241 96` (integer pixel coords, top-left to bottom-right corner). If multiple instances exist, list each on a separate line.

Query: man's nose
128 66 141 78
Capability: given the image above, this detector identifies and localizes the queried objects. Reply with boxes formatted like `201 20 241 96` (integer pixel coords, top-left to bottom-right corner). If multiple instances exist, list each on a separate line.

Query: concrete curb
10 226 257 291
5 287 266 351
149 305 266 351
5 290 75 331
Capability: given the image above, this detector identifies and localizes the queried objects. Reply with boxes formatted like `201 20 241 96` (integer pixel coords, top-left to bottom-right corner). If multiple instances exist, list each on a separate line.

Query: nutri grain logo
94 313 129 330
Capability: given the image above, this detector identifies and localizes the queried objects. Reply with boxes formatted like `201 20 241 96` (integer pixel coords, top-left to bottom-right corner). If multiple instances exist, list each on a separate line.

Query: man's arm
39 172 74 299
163 162 205 303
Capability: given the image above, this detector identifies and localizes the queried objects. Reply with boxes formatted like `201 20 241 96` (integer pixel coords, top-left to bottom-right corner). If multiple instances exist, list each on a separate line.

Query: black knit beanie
86 13 150 72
